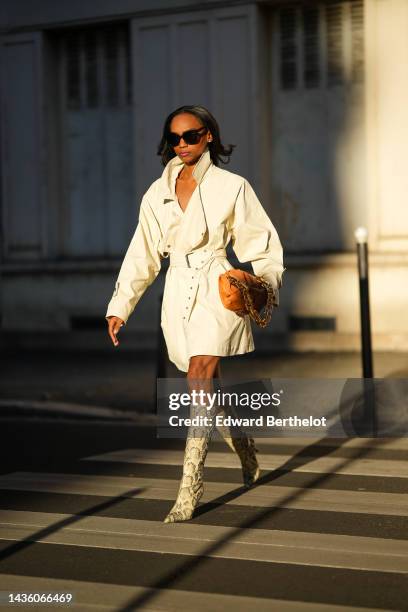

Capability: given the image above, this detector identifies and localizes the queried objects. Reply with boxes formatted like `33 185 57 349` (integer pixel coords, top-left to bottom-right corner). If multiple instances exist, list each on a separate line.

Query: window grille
351 0 364 82
61 23 131 109
278 1 364 90
279 8 297 90
302 7 320 88
326 3 345 86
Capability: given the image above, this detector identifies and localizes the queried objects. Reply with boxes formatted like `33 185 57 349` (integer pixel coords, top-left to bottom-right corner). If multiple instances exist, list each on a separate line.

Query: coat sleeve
230 178 285 306
105 194 162 325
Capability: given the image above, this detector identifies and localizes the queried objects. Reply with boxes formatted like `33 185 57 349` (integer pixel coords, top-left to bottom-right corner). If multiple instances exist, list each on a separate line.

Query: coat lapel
158 148 213 255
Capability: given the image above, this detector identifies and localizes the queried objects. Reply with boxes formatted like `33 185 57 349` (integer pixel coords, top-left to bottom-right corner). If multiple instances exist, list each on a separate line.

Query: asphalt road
0 415 407 611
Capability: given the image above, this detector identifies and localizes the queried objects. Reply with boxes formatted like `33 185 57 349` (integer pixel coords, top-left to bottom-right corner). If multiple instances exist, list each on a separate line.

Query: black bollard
355 227 376 436
355 227 373 378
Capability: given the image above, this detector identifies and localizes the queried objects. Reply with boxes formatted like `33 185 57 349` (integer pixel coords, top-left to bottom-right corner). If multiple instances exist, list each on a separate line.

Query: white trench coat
105 148 285 372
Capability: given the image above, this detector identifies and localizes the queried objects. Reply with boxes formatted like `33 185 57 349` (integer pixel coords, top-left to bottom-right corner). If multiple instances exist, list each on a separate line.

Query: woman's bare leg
163 355 220 523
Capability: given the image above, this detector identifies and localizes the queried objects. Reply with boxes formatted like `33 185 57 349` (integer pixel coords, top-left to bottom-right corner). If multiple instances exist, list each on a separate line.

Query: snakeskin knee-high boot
211 366 260 488
163 428 213 523
163 388 217 524
214 403 261 488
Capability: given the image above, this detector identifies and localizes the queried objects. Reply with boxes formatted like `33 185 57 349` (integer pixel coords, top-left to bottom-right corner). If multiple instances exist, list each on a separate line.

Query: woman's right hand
107 316 125 347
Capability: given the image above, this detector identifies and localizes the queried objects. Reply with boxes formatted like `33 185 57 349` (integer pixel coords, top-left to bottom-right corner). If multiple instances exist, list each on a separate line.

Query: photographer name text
167 415 327 428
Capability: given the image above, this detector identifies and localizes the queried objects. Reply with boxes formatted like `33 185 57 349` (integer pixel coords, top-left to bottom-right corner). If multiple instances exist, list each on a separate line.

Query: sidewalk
1 347 407 420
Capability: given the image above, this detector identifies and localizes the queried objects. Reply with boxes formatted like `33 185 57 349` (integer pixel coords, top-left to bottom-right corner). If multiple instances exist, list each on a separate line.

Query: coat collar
161 147 213 201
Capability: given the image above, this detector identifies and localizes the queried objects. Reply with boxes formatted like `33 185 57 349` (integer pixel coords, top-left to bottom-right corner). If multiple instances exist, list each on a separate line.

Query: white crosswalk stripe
83 447 408 478
0 471 407 516
0 511 408 573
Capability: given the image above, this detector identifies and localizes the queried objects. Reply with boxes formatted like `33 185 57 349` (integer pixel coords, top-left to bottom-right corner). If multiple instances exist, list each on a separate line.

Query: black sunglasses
167 126 208 147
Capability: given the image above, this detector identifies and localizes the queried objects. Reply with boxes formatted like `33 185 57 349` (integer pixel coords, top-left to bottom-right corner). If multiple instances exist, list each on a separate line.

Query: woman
106 105 285 523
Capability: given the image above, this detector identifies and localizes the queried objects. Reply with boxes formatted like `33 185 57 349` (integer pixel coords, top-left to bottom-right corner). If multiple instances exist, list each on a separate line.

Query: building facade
1 0 407 351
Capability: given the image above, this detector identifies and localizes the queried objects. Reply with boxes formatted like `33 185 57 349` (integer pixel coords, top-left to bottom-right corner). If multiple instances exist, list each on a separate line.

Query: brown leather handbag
218 269 277 328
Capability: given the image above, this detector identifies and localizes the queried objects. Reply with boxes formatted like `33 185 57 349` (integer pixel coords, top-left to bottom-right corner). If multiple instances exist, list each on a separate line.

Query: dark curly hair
157 105 236 167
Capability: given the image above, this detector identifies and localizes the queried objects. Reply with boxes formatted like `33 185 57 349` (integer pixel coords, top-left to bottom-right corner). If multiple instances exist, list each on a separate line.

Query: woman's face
169 113 212 166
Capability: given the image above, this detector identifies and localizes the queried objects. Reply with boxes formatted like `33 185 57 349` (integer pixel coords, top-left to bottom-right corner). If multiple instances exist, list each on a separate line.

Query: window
57 23 134 258
271 0 366 252
62 24 131 110
278 1 364 90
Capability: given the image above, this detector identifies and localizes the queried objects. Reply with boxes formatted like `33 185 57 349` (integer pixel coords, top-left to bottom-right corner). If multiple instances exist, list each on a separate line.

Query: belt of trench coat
166 246 228 324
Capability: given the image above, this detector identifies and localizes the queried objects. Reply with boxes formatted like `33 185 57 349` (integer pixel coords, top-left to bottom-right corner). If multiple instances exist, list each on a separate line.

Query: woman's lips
179 152 190 157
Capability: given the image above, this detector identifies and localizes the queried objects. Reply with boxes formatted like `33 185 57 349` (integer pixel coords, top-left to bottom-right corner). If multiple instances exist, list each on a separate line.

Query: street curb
0 399 158 425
